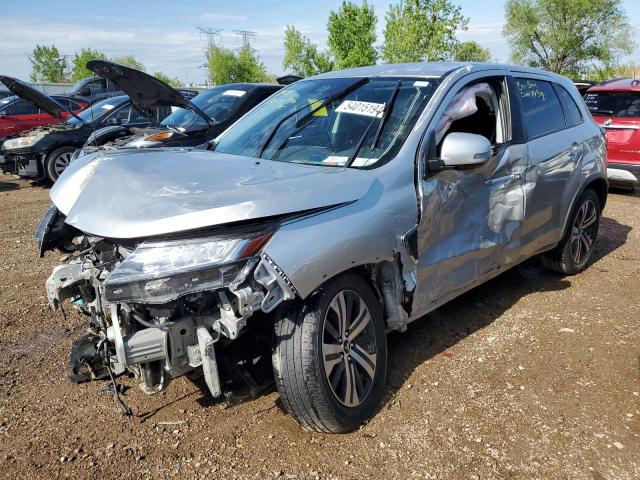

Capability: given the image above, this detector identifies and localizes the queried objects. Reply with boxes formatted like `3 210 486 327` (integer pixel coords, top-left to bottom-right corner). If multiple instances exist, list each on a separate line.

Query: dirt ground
0 173 639 480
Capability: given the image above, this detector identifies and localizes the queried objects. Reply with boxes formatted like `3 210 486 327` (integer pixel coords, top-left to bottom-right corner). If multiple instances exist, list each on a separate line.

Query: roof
307 61 566 81
588 78 640 92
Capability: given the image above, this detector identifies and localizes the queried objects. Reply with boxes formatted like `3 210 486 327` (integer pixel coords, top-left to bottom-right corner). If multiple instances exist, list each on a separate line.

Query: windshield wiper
590 109 614 116
258 77 369 158
345 80 402 168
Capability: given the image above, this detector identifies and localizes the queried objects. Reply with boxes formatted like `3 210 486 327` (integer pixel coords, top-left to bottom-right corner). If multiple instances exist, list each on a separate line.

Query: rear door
516 76 591 254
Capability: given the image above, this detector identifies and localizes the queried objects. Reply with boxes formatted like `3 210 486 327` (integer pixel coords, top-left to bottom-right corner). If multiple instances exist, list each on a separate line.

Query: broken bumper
1 148 40 178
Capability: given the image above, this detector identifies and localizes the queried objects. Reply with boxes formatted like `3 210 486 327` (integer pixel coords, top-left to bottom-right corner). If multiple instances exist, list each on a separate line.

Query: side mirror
440 132 491 167
0 112 6 118
106 117 122 126
78 87 91 97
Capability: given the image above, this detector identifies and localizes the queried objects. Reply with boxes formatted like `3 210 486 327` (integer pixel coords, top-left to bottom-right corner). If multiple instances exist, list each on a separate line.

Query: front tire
272 273 387 433
45 146 76 182
541 188 601 274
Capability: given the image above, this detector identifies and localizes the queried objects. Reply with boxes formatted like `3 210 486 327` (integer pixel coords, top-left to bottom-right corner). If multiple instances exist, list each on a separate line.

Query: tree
503 0 634 75
71 48 108 81
454 41 491 62
207 45 268 85
283 26 334 77
381 0 469 63
153 72 182 87
29 45 65 82
112 55 145 71
327 1 377 69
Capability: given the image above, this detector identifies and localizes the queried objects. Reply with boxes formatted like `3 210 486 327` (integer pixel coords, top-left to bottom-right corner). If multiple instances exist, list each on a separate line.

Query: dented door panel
413 143 527 313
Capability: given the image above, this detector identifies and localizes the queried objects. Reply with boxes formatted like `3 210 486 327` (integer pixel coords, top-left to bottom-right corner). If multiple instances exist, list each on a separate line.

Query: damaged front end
38 206 296 401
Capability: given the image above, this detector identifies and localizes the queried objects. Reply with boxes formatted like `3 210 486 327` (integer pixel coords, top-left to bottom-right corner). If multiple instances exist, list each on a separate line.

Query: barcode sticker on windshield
336 100 385 118
223 90 246 97
101 104 115 110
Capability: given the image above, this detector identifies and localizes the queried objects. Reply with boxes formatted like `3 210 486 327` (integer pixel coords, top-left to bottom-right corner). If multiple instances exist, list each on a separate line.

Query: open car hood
87 60 202 120
0 75 69 119
50 149 374 239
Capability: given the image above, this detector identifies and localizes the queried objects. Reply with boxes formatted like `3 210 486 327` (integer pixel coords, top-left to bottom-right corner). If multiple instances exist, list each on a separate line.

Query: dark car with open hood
76 60 282 156
0 74 171 182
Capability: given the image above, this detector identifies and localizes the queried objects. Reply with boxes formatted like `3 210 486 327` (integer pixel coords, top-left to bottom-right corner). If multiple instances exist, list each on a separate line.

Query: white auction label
223 90 247 97
336 100 385 118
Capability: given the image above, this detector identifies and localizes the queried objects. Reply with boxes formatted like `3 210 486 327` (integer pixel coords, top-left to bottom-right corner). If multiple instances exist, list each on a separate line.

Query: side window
436 77 506 147
12 100 39 115
515 78 565 138
87 78 107 92
555 85 583 127
109 104 148 124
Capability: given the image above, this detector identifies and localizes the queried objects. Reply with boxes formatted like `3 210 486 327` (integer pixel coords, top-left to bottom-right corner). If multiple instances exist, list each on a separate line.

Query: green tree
381 0 469 63
327 1 377 69
71 48 108 81
112 55 145 71
503 0 634 75
153 72 182 87
283 26 334 77
207 45 268 85
29 45 65 82
454 41 491 62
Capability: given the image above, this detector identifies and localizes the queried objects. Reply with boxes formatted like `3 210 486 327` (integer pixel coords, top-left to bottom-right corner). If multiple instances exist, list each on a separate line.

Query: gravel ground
0 173 639 480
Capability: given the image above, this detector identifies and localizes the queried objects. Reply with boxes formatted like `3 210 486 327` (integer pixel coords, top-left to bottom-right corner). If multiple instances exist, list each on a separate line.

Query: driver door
412 74 528 315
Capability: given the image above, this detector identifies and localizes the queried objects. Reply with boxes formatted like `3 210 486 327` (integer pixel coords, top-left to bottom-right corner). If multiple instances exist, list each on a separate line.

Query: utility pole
233 30 256 49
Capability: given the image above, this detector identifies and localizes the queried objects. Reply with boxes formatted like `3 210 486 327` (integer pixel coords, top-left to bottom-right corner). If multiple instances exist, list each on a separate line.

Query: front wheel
45 146 76 182
541 188 601 274
272 273 387 433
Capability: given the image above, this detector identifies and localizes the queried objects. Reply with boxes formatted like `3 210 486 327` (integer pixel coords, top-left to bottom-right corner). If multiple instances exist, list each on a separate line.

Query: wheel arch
560 175 608 239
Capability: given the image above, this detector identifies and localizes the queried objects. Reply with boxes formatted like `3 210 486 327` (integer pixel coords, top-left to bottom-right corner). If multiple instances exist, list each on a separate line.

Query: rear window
583 91 640 118
555 85 583 127
515 78 565 139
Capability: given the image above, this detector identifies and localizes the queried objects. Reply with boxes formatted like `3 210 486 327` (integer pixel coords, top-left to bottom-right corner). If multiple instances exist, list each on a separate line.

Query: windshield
214 77 438 168
584 91 640 118
160 86 248 131
66 97 122 125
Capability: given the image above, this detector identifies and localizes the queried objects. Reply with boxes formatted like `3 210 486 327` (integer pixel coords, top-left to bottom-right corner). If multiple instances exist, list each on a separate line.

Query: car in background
0 75 171 182
585 78 640 189
64 75 125 104
573 79 595 96
0 95 88 140
78 60 282 154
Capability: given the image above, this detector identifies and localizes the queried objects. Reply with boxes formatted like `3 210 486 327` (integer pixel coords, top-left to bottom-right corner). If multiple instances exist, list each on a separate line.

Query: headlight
127 131 174 148
104 232 273 303
2 135 42 150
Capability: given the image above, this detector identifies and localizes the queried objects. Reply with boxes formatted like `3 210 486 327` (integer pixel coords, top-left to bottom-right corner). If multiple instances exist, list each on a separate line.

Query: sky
1 0 639 85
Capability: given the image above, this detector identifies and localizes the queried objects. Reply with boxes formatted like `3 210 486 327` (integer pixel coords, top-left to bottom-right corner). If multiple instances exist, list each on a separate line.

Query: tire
45 146 76 183
541 188 601 275
273 273 387 433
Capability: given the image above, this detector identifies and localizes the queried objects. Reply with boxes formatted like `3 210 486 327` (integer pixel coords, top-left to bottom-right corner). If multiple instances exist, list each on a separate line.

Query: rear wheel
45 146 76 182
272 273 386 433
541 188 600 274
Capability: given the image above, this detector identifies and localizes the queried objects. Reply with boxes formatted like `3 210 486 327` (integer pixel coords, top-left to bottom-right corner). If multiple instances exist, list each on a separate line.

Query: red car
585 78 640 189
0 95 88 140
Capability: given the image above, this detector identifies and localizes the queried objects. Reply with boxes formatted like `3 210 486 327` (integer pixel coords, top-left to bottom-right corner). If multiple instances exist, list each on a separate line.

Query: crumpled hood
50 149 374 239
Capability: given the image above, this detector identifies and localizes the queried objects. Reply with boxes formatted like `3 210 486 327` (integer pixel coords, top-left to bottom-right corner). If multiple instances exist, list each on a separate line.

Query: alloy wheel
570 199 597 264
53 152 73 176
321 290 377 407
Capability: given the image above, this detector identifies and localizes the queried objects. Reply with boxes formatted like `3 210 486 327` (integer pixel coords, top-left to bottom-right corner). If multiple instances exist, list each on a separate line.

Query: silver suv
38 62 607 433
